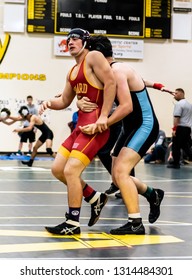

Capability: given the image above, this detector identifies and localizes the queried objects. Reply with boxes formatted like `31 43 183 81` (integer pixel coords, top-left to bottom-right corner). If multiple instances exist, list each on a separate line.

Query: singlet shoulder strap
110 61 118 67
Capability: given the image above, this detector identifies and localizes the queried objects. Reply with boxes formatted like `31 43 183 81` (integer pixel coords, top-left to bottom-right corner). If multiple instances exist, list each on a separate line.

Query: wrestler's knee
113 163 129 185
64 160 82 180
51 162 66 184
63 164 74 179
113 165 122 184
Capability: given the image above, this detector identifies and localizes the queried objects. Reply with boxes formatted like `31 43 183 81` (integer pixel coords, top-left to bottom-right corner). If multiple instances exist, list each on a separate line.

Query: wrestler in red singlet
58 55 110 166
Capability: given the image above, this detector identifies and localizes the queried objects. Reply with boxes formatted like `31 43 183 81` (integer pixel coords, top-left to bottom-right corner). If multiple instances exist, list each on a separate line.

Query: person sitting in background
144 129 167 164
167 139 192 166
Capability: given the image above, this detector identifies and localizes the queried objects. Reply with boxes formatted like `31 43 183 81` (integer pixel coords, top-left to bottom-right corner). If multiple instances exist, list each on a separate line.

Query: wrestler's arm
2 120 17 125
144 79 175 96
78 79 174 113
107 68 132 127
79 70 132 134
9 115 22 121
2 119 17 125
88 51 116 132
13 115 36 133
39 75 76 114
2 115 22 125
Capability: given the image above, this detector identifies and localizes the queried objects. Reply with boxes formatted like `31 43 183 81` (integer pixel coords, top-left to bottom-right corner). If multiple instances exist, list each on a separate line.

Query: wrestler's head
18 106 29 118
67 28 91 50
0 108 11 120
90 35 113 57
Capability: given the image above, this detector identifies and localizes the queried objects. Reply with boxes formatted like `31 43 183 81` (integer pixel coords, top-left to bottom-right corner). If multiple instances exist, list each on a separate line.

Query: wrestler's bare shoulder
86 50 106 62
31 115 43 125
112 61 134 72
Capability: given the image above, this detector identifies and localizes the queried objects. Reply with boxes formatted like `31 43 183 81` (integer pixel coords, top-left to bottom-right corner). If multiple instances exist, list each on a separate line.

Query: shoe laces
131 223 143 232
153 191 160 206
93 197 103 215
60 225 78 235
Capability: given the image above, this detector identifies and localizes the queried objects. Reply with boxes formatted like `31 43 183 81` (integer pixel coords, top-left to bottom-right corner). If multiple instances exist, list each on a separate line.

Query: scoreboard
27 0 171 39
27 0 55 33
145 0 171 38
55 0 145 38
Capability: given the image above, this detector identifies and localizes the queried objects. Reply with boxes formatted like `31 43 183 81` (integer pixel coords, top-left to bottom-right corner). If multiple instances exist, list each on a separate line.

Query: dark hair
175 88 185 94
67 28 91 49
89 35 113 57
18 105 29 116
27 95 33 99
1 108 11 116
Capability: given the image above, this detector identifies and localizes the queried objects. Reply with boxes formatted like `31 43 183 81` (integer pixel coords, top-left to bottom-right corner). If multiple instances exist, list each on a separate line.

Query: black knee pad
46 148 53 155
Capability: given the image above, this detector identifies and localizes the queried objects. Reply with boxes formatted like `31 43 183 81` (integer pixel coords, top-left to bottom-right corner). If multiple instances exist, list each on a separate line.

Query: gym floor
0 157 191 260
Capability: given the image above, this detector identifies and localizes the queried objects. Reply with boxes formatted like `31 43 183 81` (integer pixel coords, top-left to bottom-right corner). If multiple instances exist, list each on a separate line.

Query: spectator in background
16 95 38 156
167 88 192 169
144 129 167 164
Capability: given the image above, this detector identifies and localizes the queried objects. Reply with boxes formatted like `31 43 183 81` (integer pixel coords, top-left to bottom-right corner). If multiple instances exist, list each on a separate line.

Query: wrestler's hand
162 87 175 96
77 97 98 112
79 124 99 135
39 101 51 115
95 115 108 133
153 83 175 96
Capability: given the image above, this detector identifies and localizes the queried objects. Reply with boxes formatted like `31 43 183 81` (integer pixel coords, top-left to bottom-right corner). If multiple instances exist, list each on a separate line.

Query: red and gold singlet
59 56 110 166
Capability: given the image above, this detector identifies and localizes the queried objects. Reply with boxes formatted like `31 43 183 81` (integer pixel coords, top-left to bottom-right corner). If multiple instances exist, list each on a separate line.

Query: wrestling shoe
21 159 33 167
147 189 164 223
110 219 145 235
88 193 108 226
167 163 180 169
115 192 122 199
45 219 80 235
105 183 119 195
21 161 32 167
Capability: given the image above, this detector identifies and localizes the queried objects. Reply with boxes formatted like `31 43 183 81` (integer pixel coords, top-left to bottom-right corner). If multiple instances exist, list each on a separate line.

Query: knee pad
46 148 53 155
